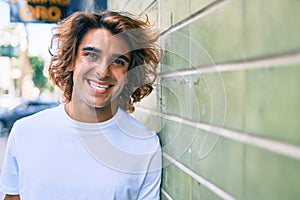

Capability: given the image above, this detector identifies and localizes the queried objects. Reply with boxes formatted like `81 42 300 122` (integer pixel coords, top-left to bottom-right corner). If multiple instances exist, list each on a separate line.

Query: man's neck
65 101 118 123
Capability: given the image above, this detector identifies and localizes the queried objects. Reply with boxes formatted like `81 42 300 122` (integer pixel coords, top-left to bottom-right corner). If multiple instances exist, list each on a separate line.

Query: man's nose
95 60 111 78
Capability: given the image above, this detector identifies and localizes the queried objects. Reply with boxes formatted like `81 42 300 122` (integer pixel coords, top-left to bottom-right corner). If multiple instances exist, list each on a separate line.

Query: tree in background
29 56 53 93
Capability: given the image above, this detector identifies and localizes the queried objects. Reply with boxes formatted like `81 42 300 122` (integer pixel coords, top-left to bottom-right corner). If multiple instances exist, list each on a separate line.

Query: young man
0 10 162 199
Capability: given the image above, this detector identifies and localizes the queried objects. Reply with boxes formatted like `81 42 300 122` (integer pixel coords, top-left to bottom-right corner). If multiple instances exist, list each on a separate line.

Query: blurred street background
0 1 57 110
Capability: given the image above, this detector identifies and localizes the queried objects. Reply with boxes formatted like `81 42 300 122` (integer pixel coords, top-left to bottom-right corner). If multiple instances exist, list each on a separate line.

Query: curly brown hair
48 10 162 113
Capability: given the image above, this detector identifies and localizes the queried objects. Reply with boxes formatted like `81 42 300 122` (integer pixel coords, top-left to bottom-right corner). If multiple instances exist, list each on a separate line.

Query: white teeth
89 81 109 90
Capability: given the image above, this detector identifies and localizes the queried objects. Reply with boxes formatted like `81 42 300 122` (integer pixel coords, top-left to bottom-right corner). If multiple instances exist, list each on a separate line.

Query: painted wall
108 0 300 199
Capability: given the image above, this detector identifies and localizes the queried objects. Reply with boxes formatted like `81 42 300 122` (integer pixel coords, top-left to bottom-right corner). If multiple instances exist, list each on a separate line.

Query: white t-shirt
0 105 162 200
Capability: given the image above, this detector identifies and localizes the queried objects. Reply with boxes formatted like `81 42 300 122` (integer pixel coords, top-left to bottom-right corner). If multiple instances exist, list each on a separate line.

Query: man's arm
4 194 20 200
137 138 162 200
0 127 20 198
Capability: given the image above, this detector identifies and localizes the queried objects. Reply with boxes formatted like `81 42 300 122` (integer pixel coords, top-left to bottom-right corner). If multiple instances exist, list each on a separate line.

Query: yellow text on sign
12 0 70 6
19 5 62 22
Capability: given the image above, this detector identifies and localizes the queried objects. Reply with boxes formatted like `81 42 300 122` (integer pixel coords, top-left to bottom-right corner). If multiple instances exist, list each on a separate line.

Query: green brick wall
109 0 300 199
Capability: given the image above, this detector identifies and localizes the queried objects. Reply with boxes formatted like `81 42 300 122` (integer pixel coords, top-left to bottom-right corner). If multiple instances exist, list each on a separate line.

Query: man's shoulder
13 104 62 128
113 109 161 152
117 109 157 138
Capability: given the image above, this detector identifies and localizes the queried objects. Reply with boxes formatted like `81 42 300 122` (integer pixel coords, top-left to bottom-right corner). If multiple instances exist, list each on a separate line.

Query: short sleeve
0 129 19 195
137 138 162 200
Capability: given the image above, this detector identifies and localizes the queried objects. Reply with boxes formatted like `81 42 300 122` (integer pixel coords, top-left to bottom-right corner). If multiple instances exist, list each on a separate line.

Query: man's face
72 28 131 109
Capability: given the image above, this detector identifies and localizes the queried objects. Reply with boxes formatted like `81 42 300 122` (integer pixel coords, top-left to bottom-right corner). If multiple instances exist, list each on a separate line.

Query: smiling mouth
87 80 113 91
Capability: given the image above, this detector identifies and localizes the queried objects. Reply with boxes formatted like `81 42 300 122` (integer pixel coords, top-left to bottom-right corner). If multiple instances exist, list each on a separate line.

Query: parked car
0 100 59 135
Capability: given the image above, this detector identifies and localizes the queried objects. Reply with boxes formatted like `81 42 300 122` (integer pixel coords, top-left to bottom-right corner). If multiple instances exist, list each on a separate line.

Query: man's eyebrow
82 46 102 53
82 47 130 63
113 54 130 63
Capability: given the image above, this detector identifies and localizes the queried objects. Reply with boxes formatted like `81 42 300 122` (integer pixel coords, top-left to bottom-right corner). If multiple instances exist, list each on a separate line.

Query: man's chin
87 99 117 110
87 101 112 109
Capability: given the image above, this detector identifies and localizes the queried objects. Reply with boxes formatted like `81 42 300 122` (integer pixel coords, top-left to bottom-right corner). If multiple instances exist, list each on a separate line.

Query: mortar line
161 188 174 200
160 0 230 36
142 0 157 14
158 52 300 78
136 106 300 160
163 152 237 200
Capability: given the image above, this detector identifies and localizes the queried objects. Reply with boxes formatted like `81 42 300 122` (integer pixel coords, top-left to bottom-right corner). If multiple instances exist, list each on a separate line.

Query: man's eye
84 52 98 60
112 59 125 66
